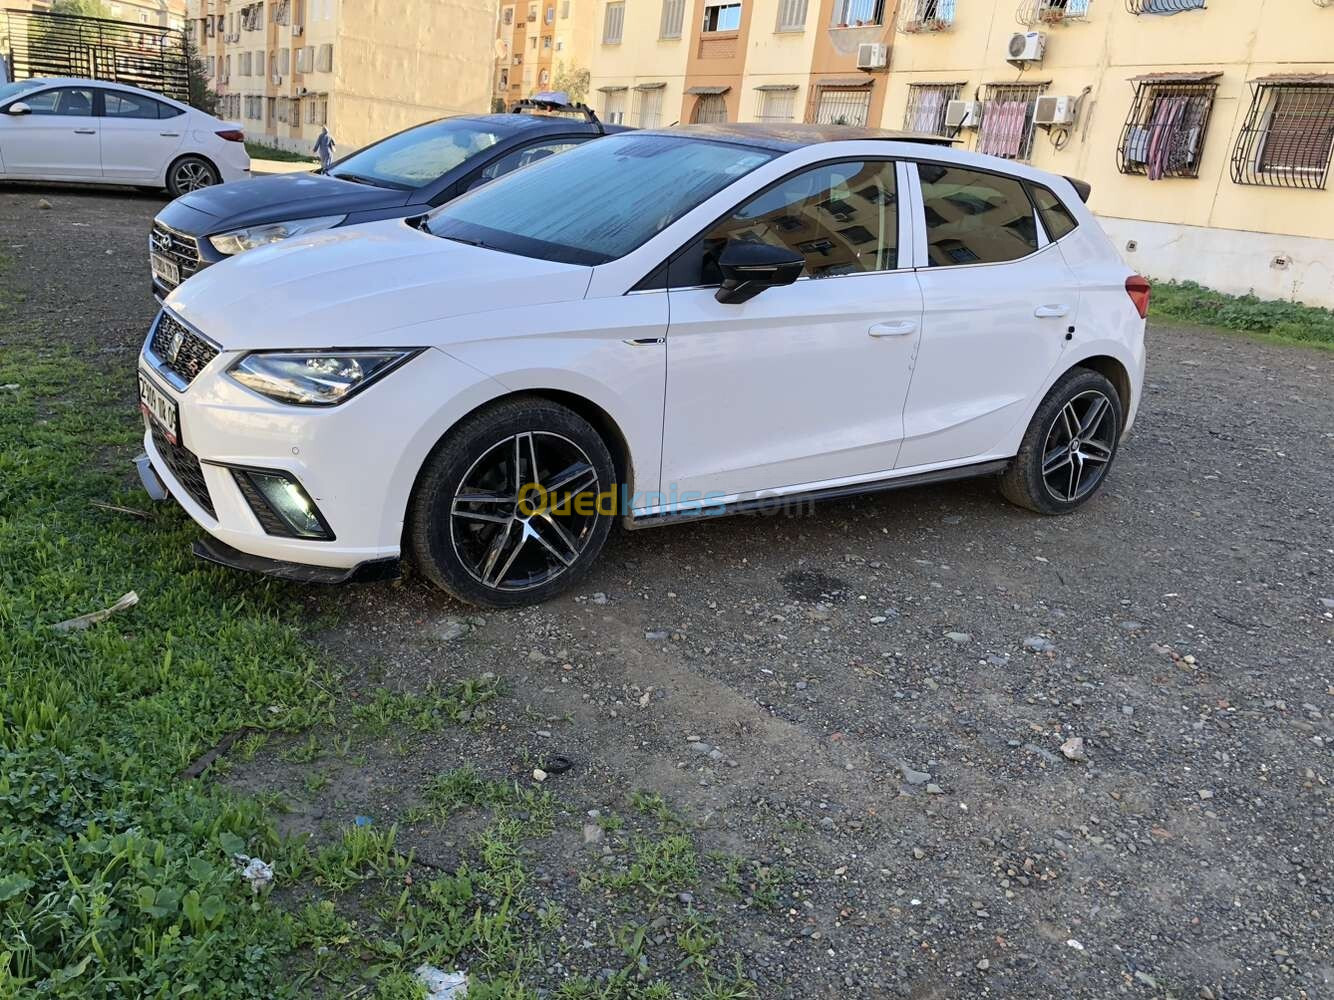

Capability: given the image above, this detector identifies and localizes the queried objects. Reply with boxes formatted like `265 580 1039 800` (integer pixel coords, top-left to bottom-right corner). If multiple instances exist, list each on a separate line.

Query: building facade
8 0 185 30
588 0 1334 306
188 0 494 154
492 0 598 110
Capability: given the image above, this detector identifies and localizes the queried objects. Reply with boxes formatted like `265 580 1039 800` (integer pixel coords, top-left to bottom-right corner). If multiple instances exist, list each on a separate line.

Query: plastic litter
416 964 468 998
52 591 139 633
235 856 274 895
354 815 374 826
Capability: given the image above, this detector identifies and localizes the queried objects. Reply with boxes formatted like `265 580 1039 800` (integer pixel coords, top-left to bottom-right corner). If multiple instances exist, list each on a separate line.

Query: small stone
945 631 971 643
795 680 808 690
689 741 712 754
1023 636 1056 653
37 198 52 210
583 823 603 844
1119 621 1143 632
433 617 470 641
644 630 669 641
591 592 608 605
987 654 1010 667
1197 789 1214 800
676 892 694 905
870 616 887 624
1060 737 1088 763
976 959 990 972
901 763 931 785
1066 938 1085 951
1134 971 1158 988
527 650 548 664
1200 988 1216 1000
1320 598 1334 610
926 783 943 795
532 768 548 782
912 847 925 860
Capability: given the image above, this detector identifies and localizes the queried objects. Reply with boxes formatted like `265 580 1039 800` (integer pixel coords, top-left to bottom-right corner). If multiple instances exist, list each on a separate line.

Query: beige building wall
588 0 696 127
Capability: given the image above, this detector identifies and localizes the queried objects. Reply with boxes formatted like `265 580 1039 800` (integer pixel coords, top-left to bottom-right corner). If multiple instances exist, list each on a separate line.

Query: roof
1130 71 1222 83
637 122 955 151
1250 73 1334 86
467 112 621 134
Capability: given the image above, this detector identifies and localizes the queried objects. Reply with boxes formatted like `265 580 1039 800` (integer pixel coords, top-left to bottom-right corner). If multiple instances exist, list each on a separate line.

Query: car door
98 89 186 183
896 160 1078 469
660 158 923 503
0 86 101 180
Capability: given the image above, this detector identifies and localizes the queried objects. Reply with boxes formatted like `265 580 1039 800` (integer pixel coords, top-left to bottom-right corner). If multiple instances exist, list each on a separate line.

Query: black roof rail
511 91 604 134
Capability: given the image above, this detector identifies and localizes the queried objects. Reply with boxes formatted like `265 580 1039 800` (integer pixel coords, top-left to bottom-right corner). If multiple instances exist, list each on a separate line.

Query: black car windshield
328 118 503 190
424 133 776 266
0 79 50 106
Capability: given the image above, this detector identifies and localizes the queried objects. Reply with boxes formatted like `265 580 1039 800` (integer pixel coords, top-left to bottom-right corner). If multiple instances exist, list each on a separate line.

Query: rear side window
1028 183 1078 241
917 162 1038 267
103 90 169 119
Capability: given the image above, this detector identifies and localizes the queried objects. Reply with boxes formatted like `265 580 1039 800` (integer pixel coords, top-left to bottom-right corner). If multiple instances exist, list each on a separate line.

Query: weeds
1150 279 1334 348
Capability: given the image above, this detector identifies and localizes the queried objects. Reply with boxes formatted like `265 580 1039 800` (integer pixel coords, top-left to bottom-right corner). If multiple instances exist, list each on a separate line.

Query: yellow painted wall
588 0 696 125
737 0 819 120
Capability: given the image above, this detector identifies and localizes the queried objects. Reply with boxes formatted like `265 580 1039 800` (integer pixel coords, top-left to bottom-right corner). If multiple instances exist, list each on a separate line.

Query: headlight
208 215 346 255
227 350 420 406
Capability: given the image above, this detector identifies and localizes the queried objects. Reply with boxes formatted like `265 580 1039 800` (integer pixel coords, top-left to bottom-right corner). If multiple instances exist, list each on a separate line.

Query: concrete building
492 0 598 110
7 0 185 30
588 0 1334 306
188 0 494 154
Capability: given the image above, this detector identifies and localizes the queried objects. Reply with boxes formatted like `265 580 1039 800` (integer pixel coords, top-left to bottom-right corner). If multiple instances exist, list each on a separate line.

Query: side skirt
623 458 1012 531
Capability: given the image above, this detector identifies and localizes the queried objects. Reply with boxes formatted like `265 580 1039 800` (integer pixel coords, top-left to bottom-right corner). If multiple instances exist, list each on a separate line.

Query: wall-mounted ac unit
1006 30 1045 64
292 23 304 35
856 42 888 70
1034 94 1076 125
298 86 309 96
945 99 980 128
272 73 283 85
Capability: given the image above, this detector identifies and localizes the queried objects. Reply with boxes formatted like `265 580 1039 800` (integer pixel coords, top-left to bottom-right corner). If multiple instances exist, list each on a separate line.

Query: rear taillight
216 129 245 142
1125 275 1150 320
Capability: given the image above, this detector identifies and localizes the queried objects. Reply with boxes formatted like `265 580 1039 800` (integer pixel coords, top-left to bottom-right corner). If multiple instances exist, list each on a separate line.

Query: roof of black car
462 112 632 135
637 122 955 150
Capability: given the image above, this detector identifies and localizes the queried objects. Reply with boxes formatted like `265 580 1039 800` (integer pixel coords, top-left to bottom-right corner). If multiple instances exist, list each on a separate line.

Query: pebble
432 617 470 641
532 769 548 782
945 631 971 643
644 630 669 641
677 892 694 905
1320 598 1334 610
689 741 712 754
926 783 943 795
1119 620 1144 632
1023 636 1057 653
1197 789 1214 800
1134 971 1158 988
912 847 925 860
987 654 1010 667
591 592 608 605
976 958 990 972
1065 938 1085 951
582 823 603 844
1060 737 1088 763
38 198 52 210
901 763 931 785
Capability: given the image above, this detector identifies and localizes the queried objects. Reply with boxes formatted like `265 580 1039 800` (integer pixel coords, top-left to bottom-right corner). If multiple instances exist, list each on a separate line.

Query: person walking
313 126 336 171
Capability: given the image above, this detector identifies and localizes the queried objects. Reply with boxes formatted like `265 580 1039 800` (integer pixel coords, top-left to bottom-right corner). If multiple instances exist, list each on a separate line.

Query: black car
149 101 626 299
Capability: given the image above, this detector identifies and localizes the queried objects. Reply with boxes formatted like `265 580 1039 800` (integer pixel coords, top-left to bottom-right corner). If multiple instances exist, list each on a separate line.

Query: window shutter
778 0 808 29
660 0 684 37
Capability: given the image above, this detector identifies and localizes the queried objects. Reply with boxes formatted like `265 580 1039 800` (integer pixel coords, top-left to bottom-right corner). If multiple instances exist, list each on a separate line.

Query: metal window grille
903 83 961 132
503 6 514 24
899 0 955 30
631 87 664 127
978 83 1046 159
660 0 685 36
692 93 729 123
1116 77 1217 178
831 0 885 25
812 87 871 126
602 89 627 123
757 87 796 121
1018 0 1090 24
603 1 625 42
1231 81 1334 189
1126 0 1204 12
776 0 809 30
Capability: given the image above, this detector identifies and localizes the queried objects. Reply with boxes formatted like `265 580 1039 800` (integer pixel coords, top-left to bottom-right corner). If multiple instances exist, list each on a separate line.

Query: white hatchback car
0 77 249 196
137 125 1147 607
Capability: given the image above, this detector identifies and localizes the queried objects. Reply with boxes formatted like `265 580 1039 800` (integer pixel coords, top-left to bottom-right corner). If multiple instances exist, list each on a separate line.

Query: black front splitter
192 536 401 585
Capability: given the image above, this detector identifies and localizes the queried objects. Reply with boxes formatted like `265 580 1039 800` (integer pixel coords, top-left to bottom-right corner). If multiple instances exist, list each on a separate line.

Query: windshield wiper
442 234 488 249
330 171 411 191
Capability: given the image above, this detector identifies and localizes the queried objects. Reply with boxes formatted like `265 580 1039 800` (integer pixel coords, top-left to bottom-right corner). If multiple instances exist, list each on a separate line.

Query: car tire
999 367 1124 515
166 156 220 198
408 396 618 608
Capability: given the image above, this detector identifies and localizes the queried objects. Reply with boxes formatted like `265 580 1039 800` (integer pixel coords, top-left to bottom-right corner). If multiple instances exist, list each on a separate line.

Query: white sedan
0 77 249 196
137 124 1147 607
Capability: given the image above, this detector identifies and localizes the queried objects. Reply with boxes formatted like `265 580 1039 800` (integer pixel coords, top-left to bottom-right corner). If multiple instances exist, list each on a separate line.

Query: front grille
150 422 215 518
150 312 219 386
150 221 203 283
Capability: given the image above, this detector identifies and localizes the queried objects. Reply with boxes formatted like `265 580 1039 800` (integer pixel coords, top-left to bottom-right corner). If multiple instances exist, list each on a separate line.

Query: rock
37 198 52 210
1121 705 1134 717
1060 737 1088 763
987 654 1011 667
1134 971 1158 988
926 783 944 795
976 958 990 972
591 592 608 605
583 823 603 845
870 616 887 624
1065 938 1085 951
912 847 925 860
795 680 808 690
644 630 669 641
1199 988 1216 1000
1119 621 1144 632
689 741 712 754
1197 789 1214 800
900 763 931 785
1023 636 1057 653
676 892 694 905
527 650 548 664
1024 742 1059 764
532 768 548 782
945 631 972 643
432 617 470 641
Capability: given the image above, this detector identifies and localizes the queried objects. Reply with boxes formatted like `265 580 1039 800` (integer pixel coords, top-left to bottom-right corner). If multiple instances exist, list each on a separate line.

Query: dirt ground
4 183 1331 999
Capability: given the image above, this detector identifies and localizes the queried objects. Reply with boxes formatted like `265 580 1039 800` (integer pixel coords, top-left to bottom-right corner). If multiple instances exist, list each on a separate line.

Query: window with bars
703 1 742 31
1126 0 1203 11
776 0 808 30
295 45 314 73
978 83 1046 159
900 0 954 30
603 1 625 42
633 87 664 126
831 0 884 25
602 88 627 123
1116 75 1218 179
1018 0 1090 23
757 86 796 121
812 87 871 126
692 93 729 122
904 83 962 133
1231 79 1334 189
659 0 685 36
503 5 514 23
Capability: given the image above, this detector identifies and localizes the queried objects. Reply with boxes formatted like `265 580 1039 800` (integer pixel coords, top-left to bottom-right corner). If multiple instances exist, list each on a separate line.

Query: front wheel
407 397 617 608
166 156 220 198
999 367 1124 515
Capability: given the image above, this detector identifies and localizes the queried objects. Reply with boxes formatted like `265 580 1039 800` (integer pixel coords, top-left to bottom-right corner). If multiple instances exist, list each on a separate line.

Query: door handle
868 320 917 337
1034 304 1071 319
73 128 97 135
160 131 181 137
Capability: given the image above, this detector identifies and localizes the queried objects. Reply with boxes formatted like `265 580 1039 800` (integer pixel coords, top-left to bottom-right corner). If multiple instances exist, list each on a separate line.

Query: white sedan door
98 89 187 184
660 159 923 504
0 85 101 180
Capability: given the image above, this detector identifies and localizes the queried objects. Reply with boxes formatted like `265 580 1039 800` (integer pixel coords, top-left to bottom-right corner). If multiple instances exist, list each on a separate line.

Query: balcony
1017 0 1090 25
898 0 954 32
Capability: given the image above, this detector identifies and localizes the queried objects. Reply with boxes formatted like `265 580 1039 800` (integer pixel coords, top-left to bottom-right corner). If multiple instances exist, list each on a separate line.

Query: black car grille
150 312 219 386
150 222 203 284
150 422 215 518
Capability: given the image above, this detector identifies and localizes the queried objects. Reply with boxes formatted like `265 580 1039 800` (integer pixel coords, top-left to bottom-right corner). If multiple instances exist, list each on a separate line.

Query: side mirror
714 240 804 304
5 102 32 116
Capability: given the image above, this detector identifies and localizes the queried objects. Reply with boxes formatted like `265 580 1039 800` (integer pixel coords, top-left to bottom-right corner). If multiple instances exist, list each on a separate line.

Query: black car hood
164 172 417 231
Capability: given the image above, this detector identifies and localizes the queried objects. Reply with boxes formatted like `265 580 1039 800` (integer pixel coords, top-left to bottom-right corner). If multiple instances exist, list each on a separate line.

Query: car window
478 139 585 182
23 87 95 117
328 118 504 190
1027 182 1078 241
0 79 50 106
917 162 1039 267
679 160 898 286
103 90 168 119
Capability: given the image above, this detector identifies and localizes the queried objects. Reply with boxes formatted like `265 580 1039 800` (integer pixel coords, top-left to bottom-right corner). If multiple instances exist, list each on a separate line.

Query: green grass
1150 280 1334 349
244 141 318 164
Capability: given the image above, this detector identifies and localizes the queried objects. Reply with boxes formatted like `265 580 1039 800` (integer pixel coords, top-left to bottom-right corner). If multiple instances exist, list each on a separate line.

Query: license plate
138 370 179 445
150 252 180 288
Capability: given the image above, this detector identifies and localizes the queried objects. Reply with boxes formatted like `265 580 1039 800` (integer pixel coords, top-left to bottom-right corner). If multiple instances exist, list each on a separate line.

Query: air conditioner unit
272 73 283 85
298 86 309 96
944 98 980 128
1034 94 1076 126
856 42 888 70
1006 30 1045 64
292 23 303 35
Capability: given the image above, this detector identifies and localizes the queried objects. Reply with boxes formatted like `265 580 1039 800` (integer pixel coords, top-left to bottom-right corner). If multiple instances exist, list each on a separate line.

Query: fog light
231 468 335 540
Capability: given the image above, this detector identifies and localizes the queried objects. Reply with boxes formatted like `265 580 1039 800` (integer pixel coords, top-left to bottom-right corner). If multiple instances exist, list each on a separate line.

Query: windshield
0 79 49 106
424 133 776 266
328 118 503 190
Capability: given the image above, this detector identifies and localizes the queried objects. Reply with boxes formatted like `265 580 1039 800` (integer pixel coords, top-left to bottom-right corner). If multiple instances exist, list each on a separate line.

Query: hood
163 172 415 228
166 218 593 351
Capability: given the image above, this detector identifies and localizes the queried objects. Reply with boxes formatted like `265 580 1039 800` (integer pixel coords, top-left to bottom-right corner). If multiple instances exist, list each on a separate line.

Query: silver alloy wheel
1040 389 1116 503
448 431 601 592
173 160 216 192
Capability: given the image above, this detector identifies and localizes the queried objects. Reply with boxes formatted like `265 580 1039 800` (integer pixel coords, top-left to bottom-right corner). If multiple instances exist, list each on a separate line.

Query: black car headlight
227 350 421 406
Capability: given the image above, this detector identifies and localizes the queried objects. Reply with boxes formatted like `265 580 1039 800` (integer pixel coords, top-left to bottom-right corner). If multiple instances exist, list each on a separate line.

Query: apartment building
588 0 1334 306
492 0 598 109
189 0 494 154
7 0 185 29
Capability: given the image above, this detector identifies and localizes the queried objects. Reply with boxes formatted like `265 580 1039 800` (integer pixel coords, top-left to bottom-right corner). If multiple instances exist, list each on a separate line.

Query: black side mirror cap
714 240 805 304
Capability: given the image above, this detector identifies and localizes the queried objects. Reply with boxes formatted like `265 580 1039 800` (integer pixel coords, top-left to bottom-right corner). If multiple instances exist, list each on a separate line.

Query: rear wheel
408 397 617 608
1000 368 1123 515
166 156 220 198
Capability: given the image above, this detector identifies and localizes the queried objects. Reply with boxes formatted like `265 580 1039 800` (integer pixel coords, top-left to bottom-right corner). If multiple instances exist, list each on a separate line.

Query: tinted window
478 138 585 182
0 79 50 106
426 133 775 266
329 119 504 190
103 90 167 119
917 162 1038 267
679 160 897 286
23 87 95 117
1028 183 1078 241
